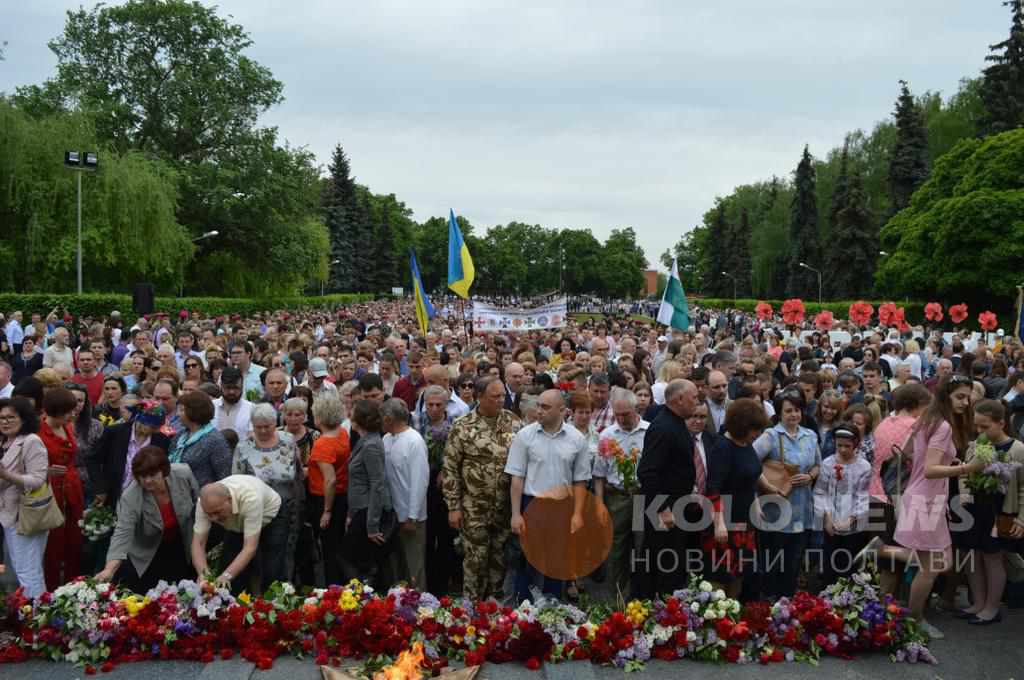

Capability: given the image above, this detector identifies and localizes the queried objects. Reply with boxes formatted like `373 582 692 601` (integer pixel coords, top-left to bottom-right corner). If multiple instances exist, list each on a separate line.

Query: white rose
704 609 718 620
691 602 701 613
699 581 713 593
713 589 725 601
730 601 741 614
686 631 697 643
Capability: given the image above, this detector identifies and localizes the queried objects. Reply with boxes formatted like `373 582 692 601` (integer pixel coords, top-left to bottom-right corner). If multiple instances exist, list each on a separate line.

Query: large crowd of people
0 300 1022 643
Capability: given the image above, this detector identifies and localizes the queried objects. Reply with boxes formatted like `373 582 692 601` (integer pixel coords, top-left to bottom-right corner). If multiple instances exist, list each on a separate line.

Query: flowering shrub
3 574 935 672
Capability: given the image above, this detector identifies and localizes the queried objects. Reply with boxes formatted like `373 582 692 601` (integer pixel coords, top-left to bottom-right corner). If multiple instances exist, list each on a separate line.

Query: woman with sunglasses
183 358 207 384
456 372 477 411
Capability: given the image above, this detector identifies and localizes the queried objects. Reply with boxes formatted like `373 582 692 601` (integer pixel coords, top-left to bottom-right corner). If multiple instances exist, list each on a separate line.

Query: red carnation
85 666 97 676
525 658 542 671
781 298 805 325
878 302 898 327
950 303 968 324
723 645 742 663
755 301 773 320
100 661 115 673
979 311 998 332
848 301 874 327
814 310 834 331
924 302 943 322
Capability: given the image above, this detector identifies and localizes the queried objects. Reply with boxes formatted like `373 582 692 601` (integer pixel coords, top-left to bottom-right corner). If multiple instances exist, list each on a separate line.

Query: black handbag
881 427 916 506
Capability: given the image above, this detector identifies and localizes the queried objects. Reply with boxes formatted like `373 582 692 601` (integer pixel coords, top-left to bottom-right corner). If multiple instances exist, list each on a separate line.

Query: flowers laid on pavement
3 573 935 673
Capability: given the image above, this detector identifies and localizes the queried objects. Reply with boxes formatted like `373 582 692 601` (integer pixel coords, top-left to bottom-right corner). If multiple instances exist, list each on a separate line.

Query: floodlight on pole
798 262 823 303
65 150 98 294
720 271 737 300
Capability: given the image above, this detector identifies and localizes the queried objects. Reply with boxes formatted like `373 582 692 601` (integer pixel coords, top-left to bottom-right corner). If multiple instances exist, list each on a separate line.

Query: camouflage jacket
442 409 522 516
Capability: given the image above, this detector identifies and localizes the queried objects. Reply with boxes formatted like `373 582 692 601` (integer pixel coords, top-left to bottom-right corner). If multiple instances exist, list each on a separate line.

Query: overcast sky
1 1 1009 270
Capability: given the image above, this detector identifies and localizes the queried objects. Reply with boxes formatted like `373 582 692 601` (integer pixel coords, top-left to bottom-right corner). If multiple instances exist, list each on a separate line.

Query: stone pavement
1 606 1022 680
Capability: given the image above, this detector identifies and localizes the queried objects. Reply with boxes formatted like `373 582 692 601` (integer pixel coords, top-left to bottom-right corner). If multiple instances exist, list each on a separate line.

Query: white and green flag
657 258 690 331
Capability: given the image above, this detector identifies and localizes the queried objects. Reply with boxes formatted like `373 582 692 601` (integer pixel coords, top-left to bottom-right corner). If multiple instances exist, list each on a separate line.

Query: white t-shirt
43 345 73 369
382 429 430 522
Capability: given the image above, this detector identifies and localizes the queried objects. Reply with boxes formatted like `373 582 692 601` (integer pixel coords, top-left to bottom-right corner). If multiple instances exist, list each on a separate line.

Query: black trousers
759 530 808 598
114 535 190 594
426 481 457 595
221 508 290 595
341 508 395 588
302 492 347 586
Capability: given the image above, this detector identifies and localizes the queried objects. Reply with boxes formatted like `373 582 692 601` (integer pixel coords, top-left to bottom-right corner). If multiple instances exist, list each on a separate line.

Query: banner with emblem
471 297 568 331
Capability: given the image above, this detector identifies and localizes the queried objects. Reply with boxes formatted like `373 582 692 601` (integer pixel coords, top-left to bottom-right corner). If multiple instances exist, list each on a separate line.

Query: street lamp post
798 262 822 303
64 151 98 294
181 230 219 297
322 258 341 297
720 271 737 300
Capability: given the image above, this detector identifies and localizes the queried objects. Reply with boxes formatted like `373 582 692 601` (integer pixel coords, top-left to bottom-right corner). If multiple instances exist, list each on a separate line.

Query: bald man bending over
634 379 702 598
191 475 283 593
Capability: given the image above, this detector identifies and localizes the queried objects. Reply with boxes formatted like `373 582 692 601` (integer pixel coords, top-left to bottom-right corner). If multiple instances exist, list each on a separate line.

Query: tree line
668 0 1024 305
0 0 647 299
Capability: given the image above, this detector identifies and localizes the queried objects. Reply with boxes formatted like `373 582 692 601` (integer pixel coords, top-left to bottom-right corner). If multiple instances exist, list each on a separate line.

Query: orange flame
376 643 425 680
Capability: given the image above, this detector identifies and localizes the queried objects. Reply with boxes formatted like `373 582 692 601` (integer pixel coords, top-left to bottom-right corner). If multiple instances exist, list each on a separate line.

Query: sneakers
918 620 944 640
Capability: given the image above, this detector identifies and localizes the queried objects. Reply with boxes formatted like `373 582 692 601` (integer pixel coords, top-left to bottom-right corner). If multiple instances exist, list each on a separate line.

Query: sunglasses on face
185 362 200 368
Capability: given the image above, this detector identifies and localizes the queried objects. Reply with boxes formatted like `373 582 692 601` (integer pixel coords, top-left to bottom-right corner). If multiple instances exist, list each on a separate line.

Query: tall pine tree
887 81 930 215
786 146 822 299
828 171 876 299
322 145 356 292
728 208 752 297
824 141 852 298
980 0 1024 135
374 207 397 292
704 203 729 297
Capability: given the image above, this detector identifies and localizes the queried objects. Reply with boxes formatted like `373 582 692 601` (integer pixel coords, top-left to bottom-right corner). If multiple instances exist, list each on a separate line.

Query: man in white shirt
506 389 592 602
381 399 430 589
213 367 253 440
5 312 24 354
0 361 13 398
42 326 73 369
594 387 648 598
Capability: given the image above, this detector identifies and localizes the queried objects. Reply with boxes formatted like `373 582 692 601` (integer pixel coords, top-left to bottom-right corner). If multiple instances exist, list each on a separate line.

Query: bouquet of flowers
424 420 452 470
78 505 116 542
964 434 1022 496
596 438 640 493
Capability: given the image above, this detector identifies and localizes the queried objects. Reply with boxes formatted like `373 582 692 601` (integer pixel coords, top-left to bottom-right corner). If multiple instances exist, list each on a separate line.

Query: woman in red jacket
38 387 84 590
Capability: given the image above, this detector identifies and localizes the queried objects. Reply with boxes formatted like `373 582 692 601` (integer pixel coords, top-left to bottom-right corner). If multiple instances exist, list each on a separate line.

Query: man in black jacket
634 378 700 598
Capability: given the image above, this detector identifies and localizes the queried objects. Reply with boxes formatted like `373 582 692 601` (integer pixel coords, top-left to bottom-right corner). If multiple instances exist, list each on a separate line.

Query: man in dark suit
635 378 700 598
88 403 171 508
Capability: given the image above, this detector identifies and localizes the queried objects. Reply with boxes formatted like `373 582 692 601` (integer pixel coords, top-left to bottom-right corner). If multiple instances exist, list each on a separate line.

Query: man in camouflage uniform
443 375 522 601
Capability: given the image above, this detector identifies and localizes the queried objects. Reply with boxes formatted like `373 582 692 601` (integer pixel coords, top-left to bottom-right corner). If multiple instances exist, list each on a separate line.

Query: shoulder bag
762 431 799 497
9 440 65 536
881 426 916 508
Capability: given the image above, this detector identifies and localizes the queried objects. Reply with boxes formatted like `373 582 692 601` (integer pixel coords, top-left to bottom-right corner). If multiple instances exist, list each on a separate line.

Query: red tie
693 434 706 495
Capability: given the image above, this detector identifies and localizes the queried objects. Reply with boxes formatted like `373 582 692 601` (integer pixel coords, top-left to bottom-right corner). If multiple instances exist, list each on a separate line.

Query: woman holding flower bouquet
958 399 1024 625
96 447 199 592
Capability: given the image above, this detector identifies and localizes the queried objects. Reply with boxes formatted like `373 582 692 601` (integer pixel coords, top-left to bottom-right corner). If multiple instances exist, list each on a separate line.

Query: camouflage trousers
460 518 510 602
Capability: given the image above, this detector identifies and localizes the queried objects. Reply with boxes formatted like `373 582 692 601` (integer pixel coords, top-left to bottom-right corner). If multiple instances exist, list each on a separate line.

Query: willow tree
0 101 190 292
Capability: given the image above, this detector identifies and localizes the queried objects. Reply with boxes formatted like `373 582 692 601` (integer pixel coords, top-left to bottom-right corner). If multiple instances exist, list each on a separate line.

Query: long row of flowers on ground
1 572 935 673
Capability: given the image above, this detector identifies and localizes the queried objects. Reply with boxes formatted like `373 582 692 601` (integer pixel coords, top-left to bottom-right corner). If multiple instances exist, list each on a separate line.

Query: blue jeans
513 495 566 603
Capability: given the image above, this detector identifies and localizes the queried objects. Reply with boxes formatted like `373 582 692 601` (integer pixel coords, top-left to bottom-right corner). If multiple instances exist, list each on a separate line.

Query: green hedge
0 293 380 320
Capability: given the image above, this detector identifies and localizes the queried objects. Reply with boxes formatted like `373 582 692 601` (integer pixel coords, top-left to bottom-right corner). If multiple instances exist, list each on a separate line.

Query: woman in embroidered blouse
168 390 231 487
38 387 84 590
754 388 821 598
813 424 872 586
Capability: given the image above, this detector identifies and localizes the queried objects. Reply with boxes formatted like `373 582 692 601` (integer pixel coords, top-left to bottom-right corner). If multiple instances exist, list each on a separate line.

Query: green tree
888 80 930 215
16 0 283 160
786 146 822 298
0 101 191 292
703 204 729 297
828 171 876 299
322 145 357 293
980 0 1024 136
728 208 753 297
661 226 707 293
876 128 1024 303
557 228 604 294
600 228 647 298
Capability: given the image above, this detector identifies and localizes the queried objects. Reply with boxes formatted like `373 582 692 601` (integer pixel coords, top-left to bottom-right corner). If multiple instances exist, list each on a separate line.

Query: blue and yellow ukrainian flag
447 209 475 299
410 249 435 335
